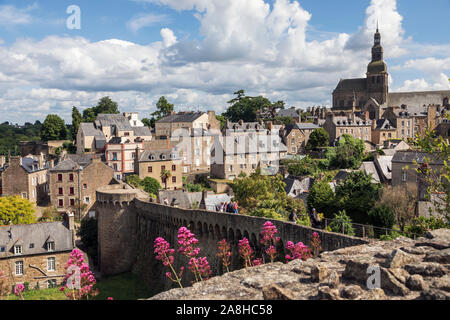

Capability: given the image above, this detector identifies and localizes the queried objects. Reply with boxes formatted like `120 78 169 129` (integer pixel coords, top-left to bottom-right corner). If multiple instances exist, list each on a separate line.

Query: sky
0 0 449 124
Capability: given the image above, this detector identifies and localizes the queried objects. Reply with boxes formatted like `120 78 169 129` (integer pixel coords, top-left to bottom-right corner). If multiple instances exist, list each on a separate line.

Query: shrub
405 216 448 237
368 204 396 229
329 210 355 236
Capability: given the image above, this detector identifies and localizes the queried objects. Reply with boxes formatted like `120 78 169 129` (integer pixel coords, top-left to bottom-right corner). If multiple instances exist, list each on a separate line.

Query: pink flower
285 241 312 262
14 283 25 296
238 238 254 268
107 297 114 300
252 258 263 266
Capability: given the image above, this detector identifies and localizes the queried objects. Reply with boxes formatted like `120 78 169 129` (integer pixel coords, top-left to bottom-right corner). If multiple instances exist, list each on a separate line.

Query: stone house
134 148 183 190
281 123 319 154
105 137 143 180
48 154 114 219
0 214 75 290
391 150 444 201
1 154 50 205
210 120 287 180
76 113 152 154
154 111 220 139
371 119 397 145
323 113 372 145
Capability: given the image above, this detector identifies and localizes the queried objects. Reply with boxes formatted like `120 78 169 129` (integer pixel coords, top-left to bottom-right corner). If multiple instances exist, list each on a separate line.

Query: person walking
289 209 298 223
163 197 169 206
233 201 239 214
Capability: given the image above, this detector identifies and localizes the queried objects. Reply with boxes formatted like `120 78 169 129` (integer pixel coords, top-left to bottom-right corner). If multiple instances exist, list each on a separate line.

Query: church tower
366 26 389 105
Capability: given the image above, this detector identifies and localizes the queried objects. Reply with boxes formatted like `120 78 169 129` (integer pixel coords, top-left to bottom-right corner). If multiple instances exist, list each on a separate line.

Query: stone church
332 28 450 120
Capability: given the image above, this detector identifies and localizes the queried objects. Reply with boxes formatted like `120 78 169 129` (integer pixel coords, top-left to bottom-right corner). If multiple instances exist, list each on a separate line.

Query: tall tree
40 114 68 141
93 96 120 115
151 96 174 120
306 128 330 150
160 169 172 190
332 134 365 169
71 106 83 140
0 196 36 225
223 90 272 122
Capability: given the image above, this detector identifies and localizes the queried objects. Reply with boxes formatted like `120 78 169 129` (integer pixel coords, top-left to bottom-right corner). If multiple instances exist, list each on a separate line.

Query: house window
402 171 407 182
29 243 34 249
47 257 56 271
69 187 75 195
83 183 87 190
148 166 153 173
112 153 118 161
172 177 176 183
58 174 63 182
172 165 176 171
14 245 22 255
58 188 63 195
15 261 24 275
85 197 90 204
58 199 64 207
183 167 188 173
124 132 130 136
161 165 166 172
0 246 5 253
70 199 75 207
69 173 74 182
113 164 118 171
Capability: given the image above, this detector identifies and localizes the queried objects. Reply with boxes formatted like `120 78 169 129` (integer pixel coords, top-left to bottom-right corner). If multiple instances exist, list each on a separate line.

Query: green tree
93 96 120 115
141 177 162 195
368 204 396 229
307 179 335 218
231 173 288 218
329 210 355 236
332 134 365 169
0 196 36 225
40 114 68 141
71 106 83 140
412 129 450 222
306 128 329 150
141 118 153 128
216 115 227 130
334 171 381 224
82 108 96 122
223 90 272 122
151 96 174 120
160 169 172 190
125 174 142 188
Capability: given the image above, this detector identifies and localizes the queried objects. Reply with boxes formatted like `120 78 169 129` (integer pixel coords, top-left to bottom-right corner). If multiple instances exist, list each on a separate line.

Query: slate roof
225 121 266 131
66 154 95 167
284 123 319 136
138 148 180 162
0 222 73 258
49 158 80 172
21 157 49 173
79 122 104 137
277 108 299 118
375 155 393 181
333 116 372 126
97 114 133 130
334 78 367 92
392 151 444 165
359 162 381 183
157 112 205 123
132 126 152 137
375 119 396 130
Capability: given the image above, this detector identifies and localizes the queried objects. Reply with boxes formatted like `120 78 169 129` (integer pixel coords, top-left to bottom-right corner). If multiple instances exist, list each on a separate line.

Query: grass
4 273 152 301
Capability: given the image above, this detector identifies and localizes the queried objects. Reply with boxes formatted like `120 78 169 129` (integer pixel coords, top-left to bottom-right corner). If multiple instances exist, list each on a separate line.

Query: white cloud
0 4 37 26
126 13 169 34
397 73 450 92
0 0 448 123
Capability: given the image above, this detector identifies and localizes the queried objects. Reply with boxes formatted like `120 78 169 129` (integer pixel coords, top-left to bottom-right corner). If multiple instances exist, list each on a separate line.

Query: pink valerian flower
285 241 312 262
238 238 254 268
154 237 175 267
60 248 99 300
252 258 263 266
260 221 280 263
107 297 114 300
153 237 183 288
14 283 25 299
310 232 322 258
217 239 232 273
177 227 200 258
189 257 212 281
265 245 278 263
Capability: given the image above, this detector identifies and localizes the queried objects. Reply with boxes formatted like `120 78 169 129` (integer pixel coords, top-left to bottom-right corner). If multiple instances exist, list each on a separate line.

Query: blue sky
0 0 449 123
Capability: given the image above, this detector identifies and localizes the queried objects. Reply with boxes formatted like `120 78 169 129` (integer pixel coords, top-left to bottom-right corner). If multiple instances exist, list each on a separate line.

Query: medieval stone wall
97 192 369 296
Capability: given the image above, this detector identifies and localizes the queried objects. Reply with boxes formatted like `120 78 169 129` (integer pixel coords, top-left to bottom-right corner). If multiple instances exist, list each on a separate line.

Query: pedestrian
163 197 169 206
227 201 234 213
233 201 239 214
289 209 298 223
311 208 320 228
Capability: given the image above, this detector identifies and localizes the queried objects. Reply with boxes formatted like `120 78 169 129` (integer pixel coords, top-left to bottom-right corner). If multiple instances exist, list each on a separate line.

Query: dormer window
46 239 55 252
14 245 23 255
150 155 155 160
